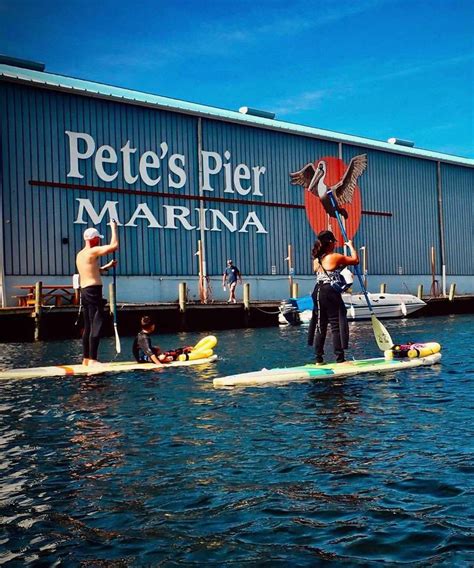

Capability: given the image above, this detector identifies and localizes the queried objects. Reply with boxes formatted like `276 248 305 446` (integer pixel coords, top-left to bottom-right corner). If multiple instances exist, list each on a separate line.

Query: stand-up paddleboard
0 335 218 381
214 347 441 388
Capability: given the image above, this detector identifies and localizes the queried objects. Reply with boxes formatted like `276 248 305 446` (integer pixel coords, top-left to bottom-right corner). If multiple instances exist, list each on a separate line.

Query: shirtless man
76 221 119 365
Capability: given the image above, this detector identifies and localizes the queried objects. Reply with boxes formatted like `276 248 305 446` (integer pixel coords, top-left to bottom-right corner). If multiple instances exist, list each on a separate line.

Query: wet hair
311 231 337 260
141 315 155 331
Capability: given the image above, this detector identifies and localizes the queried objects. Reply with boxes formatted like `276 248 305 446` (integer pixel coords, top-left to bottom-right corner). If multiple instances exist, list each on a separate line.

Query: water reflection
66 378 125 481
303 382 366 474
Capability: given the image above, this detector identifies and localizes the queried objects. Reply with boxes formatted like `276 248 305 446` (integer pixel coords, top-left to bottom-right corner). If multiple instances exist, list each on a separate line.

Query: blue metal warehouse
0 56 473 306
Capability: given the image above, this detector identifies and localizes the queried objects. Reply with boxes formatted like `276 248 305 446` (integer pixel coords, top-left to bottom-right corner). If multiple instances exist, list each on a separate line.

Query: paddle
72 273 82 327
112 253 121 354
327 190 393 351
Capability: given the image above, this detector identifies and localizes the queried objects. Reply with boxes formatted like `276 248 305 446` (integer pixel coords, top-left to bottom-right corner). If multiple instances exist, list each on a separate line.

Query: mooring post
380 283 387 293
448 283 456 301
360 245 368 289
34 280 43 341
243 282 250 310
291 282 299 298
287 243 294 296
417 284 424 299
179 282 187 312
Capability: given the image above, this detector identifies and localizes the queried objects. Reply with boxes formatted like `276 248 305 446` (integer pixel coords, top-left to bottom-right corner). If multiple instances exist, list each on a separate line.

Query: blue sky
1 0 473 157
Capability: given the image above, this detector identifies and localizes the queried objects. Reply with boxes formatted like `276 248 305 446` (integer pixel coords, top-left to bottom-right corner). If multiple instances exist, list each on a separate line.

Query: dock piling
287 243 294 296
380 283 387 293
34 281 43 341
179 282 187 312
417 284 424 299
291 282 299 298
448 283 456 301
243 283 250 310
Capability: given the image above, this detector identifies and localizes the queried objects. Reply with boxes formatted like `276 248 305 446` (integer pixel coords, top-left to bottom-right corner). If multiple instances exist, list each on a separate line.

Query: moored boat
279 293 426 325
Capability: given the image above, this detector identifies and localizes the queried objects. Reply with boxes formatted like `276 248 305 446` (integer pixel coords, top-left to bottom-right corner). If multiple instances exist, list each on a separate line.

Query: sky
1 0 473 158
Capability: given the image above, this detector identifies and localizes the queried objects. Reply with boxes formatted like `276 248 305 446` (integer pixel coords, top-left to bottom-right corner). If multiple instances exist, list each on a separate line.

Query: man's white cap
83 227 104 241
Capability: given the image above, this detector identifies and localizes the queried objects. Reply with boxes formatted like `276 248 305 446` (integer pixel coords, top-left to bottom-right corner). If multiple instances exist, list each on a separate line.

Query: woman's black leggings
310 283 349 362
81 285 105 360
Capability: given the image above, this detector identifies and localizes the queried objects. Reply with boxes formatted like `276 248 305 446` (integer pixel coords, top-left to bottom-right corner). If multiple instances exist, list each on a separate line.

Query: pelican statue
290 154 367 218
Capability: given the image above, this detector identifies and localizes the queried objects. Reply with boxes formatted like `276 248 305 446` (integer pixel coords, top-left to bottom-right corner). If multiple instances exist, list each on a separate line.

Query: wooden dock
0 296 473 342
0 301 282 342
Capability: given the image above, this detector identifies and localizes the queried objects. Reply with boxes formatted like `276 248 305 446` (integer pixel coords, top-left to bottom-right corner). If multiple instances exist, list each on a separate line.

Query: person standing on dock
76 221 119 366
222 259 242 303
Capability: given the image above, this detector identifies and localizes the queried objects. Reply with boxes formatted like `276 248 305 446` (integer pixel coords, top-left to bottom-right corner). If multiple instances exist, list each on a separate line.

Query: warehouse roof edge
1 61 472 168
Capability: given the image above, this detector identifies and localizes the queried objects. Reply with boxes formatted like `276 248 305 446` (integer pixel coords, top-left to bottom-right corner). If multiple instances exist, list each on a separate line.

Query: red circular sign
304 156 362 242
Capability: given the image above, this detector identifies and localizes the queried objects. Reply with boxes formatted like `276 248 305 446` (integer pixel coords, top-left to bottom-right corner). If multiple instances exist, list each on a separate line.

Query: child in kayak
133 316 192 364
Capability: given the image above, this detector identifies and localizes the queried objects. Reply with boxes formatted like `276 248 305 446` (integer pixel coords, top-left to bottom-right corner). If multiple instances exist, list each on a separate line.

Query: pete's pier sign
66 131 269 233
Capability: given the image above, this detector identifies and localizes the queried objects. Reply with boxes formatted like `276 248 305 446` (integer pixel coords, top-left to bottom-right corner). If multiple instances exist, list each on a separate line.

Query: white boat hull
279 293 426 324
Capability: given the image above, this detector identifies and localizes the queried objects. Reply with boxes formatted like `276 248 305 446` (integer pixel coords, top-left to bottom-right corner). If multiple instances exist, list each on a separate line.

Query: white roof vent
0 55 45 72
239 107 275 120
387 137 415 148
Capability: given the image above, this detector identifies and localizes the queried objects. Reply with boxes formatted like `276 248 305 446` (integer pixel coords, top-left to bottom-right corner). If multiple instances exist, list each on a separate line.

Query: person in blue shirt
222 259 242 303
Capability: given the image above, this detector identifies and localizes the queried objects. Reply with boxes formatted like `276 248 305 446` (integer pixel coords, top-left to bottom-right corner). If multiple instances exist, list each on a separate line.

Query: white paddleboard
214 353 441 388
0 355 217 381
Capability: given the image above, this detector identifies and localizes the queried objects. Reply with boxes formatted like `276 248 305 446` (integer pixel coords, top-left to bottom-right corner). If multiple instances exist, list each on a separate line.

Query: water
0 315 473 566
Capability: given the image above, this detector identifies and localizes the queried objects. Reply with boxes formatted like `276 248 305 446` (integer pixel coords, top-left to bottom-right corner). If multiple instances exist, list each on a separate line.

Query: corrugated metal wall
0 82 201 277
1 81 473 282
441 163 474 275
343 145 440 275
201 119 337 275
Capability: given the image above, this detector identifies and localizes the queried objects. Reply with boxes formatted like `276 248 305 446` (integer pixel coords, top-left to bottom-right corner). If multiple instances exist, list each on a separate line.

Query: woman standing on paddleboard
308 230 359 364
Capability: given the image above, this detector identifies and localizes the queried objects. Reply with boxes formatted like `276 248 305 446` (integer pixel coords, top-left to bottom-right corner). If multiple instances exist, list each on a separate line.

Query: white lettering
66 131 95 179
234 163 252 196
252 166 266 196
195 208 209 231
239 211 267 233
210 209 238 232
74 199 268 234
74 198 120 225
160 142 169 159
163 205 196 230
168 154 186 188
95 145 118 183
65 132 267 198
125 203 162 228
139 151 161 186
121 140 139 184
223 150 233 193
202 151 222 192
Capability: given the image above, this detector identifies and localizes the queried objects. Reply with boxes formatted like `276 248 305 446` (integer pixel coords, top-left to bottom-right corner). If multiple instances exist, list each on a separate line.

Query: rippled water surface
1 315 473 566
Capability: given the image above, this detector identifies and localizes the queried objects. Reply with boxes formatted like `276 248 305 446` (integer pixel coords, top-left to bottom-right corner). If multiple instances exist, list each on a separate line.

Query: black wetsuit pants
309 283 349 363
81 285 105 360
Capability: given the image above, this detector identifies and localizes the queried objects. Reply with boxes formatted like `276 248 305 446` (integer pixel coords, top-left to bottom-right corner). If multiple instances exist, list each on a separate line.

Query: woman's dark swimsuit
308 265 349 363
